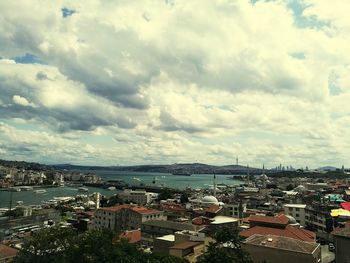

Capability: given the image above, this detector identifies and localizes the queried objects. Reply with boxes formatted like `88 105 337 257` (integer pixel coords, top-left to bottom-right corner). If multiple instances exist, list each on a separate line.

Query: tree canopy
14 227 186 263
197 228 252 263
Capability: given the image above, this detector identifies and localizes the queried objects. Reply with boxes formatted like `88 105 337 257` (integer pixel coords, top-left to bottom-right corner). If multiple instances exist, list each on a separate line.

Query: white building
283 204 306 226
118 189 152 205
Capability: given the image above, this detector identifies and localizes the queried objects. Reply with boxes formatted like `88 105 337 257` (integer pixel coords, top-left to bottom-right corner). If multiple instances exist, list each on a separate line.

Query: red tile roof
120 229 141 243
170 241 202 250
206 205 222 214
100 204 134 212
0 244 18 260
240 225 315 242
130 207 161 214
248 214 289 226
100 205 161 214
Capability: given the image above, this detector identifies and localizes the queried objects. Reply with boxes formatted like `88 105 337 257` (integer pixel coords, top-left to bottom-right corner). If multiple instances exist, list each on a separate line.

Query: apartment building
283 204 306 226
93 204 166 232
118 189 152 205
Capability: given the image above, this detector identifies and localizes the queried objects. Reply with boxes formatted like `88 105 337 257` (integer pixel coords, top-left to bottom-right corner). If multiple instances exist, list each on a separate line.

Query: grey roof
142 220 195 231
244 234 319 254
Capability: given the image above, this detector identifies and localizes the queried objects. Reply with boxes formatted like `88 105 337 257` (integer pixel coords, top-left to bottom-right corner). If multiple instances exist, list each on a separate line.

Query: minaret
213 173 217 197
236 156 238 166
246 165 250 185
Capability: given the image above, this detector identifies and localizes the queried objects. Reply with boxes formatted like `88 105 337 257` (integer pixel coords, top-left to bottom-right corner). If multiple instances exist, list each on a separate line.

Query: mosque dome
260 174 268 180
285 215 297 224
202 196 219 203
294 185 307 192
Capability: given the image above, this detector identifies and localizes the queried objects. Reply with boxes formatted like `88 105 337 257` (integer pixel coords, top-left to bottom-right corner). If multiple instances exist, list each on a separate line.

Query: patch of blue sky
290 52 305 59
62 7 75 18
1 119 45 132
12 53 46 64
287 0 331 29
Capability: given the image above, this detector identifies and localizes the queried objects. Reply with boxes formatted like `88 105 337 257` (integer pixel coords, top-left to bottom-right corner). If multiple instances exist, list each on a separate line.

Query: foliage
180 193 189 203
157 188 175 201
107 195 124 207
197 228 252 263
14 227 187 263
285 184 294 191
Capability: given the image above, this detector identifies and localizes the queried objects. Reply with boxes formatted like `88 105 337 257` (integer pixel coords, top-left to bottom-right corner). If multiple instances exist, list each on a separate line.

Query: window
295 208 300 211
296 214 300 218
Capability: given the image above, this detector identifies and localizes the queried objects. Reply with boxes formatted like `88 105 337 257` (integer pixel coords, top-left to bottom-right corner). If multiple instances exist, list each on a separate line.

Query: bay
0 171 243 207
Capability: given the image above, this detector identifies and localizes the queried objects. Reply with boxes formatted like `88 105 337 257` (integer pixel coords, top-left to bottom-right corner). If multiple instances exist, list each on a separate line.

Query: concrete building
284 204 306 226
305 205 334 237
243 234 321 263
154 230 209 262
141 220 196 246
224 202 247 218
332 226 350 263
118 189 152 205
93 204 166 232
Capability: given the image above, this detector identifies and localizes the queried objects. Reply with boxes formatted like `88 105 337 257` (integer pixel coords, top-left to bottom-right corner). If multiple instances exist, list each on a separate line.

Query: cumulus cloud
12 95 37 107
0 0 350 167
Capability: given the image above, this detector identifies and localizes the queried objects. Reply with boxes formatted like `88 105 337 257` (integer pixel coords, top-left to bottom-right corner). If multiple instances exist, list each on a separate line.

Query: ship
33 189 47 194
172 170 192 176
78 187 89 192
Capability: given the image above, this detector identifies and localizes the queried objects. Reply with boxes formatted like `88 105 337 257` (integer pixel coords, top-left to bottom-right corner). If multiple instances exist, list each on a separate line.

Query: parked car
328 243 335 252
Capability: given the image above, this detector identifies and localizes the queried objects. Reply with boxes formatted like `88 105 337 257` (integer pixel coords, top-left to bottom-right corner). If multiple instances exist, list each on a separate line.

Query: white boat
20 186 34 191
107 186 116 191
33 189 47 194
8 187 21 192
78 187 89 192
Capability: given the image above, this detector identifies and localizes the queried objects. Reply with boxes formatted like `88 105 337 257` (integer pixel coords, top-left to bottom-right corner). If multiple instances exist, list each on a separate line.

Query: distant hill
0 159 52 171
51 162 264 175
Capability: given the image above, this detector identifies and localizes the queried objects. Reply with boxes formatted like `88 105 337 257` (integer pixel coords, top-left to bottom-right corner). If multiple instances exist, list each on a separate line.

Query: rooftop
248 214 289 226
100 205 161 214
332 226 350 238
284 204 306 209
119 229 141 243
142 220 195 231
240 225 315 242
211 216 239 225
170 241 202 250
0 244 18 260
244 234 319 254
156 234 175 242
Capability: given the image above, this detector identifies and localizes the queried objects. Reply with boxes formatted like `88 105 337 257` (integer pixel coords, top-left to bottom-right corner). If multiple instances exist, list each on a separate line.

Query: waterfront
0 171 243 207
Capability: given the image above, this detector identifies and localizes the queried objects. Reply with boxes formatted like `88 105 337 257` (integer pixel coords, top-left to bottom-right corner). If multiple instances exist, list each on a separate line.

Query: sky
0 0 350 168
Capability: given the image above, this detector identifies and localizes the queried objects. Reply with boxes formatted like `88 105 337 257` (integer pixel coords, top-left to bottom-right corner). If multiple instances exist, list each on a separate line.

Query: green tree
197 228 252 263
157 188 175 201
14 227 187 263
286 184 294 191
180 193 189 203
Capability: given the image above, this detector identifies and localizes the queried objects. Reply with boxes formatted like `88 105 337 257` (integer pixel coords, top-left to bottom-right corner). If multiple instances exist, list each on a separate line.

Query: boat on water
8 187 21 192
20 186 34 191
33 189 47 194
78 187 89 192
107 186 116 191
172 171 192 176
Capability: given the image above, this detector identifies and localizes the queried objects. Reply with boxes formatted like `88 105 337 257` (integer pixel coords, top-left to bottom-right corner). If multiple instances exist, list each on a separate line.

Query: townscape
1 160 350 263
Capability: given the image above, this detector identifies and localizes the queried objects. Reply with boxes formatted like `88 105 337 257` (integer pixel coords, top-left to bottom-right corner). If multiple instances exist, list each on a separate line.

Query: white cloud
12 95 37 107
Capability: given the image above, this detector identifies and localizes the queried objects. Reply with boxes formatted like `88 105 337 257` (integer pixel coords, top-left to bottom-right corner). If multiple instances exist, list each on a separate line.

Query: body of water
0 171 243 207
